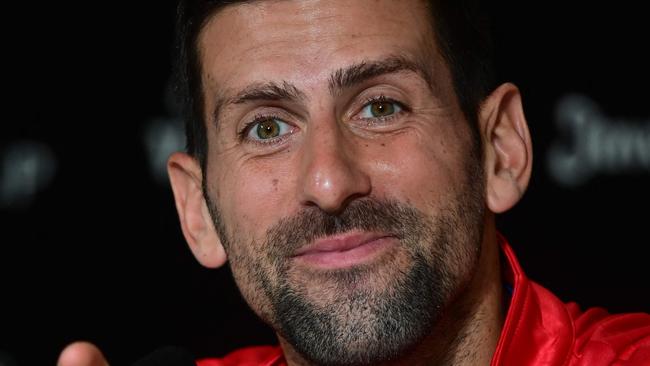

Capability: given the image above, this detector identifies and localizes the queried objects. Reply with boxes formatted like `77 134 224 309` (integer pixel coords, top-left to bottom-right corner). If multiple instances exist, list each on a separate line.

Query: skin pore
166 0 529 365
56 0 533 365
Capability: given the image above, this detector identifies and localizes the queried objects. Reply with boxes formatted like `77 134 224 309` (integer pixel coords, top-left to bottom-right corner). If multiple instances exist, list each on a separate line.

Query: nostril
303 186 372 216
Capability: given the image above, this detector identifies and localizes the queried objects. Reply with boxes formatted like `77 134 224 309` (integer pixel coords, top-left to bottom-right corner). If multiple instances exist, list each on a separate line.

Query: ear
167 152 227 268
480 83 533 214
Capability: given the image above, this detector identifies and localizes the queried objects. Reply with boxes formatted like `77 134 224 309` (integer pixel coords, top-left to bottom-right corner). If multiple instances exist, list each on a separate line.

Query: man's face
198 0 486 364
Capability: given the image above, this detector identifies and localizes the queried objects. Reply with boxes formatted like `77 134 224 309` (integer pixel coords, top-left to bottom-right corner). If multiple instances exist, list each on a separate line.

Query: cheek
211 161 292 325
214 159 294 241
227 253 280 328
365 129 465 208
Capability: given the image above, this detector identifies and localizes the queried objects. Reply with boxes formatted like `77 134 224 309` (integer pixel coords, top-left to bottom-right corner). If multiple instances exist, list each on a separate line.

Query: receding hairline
194 0 448 121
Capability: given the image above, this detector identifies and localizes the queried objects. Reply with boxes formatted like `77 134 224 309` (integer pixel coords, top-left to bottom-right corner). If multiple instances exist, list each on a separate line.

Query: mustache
263 198 427 258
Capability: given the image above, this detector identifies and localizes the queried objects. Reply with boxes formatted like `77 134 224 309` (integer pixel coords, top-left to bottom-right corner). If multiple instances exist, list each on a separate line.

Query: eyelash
236 96 410 146
358 95 409 124
237 114 292 145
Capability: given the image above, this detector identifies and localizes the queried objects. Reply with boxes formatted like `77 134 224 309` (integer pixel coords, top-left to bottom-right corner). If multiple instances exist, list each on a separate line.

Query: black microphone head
132 346 196 366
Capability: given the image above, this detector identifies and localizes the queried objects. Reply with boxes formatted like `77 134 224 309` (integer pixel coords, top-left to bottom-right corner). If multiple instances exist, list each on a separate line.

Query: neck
280 221 505 366
419 222 504 366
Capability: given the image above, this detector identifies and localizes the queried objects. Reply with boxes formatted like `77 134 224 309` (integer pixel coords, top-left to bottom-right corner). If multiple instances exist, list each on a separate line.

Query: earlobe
167 152 227 268
480 83 533 214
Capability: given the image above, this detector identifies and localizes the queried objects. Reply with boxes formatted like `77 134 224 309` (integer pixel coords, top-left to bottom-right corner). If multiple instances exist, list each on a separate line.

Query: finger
57 341 109 366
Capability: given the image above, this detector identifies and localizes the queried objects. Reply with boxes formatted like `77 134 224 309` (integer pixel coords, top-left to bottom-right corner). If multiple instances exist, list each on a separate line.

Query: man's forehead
198 0 437 91
205 0 431 27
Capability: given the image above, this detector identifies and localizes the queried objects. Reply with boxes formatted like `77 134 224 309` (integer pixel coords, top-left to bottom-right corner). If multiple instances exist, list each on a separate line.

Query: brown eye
360 98 403 120
370 101 395 117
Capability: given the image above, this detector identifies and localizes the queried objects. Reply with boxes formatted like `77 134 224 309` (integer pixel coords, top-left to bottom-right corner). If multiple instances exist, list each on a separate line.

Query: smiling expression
196 0 487 364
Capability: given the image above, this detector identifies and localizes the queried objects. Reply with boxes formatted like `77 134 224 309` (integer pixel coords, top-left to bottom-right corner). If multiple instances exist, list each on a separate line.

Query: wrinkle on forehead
198 0 436 79
197 0 453 131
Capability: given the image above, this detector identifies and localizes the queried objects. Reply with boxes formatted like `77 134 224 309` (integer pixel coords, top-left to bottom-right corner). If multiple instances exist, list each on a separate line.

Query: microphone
132 346 197 366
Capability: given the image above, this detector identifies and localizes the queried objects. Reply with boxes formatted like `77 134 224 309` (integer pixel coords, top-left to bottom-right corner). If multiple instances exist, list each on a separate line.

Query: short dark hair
174 0 495 170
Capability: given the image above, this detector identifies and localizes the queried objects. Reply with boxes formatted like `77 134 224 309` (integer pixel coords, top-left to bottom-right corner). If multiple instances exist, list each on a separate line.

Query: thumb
57 341 109 366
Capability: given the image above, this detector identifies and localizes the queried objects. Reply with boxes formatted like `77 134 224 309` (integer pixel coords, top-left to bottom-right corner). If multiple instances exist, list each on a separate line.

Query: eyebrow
328 55 433 95
212 81 306 124
231 80 307 105
212 55 432 124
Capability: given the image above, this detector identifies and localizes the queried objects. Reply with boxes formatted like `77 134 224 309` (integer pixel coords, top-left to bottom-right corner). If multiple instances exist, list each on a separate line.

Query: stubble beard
203 158 485 366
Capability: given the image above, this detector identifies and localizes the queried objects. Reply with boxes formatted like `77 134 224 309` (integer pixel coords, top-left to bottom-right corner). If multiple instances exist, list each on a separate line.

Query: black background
1 1 649 364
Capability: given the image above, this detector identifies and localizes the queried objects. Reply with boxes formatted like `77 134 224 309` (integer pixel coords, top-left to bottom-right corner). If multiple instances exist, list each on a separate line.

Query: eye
246 117 294 141
359 98 403 119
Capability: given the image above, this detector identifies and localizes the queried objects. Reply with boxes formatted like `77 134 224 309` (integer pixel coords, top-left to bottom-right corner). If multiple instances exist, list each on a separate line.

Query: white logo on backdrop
4 93 648 209
0 141 57 209
547 94 650 187
143 118 185 184
143 81 185 184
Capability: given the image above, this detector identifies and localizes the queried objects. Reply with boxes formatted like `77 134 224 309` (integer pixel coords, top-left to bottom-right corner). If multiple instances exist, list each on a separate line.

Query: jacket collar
491 233 574 366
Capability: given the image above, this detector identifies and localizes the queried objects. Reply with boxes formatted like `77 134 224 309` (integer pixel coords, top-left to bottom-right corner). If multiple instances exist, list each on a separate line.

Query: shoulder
196 345 285 366
518 281 650 365
497 236 650 365
566 303 650 366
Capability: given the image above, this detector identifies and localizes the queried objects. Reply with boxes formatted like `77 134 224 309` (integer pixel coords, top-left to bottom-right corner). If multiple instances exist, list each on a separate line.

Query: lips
291 231 397 269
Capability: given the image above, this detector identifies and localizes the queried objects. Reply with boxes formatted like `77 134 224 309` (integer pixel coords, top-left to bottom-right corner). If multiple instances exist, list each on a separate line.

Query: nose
298 119 371 214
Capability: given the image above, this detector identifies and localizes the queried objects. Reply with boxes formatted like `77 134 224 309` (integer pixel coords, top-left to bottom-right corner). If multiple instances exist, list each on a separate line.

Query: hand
57 341 109 366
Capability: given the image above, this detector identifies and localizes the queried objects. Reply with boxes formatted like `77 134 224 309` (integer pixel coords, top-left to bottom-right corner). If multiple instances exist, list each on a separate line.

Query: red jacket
197 236 650 366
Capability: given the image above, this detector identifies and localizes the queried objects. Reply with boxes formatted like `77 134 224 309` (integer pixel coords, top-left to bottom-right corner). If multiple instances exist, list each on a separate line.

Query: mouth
291 231 398 270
